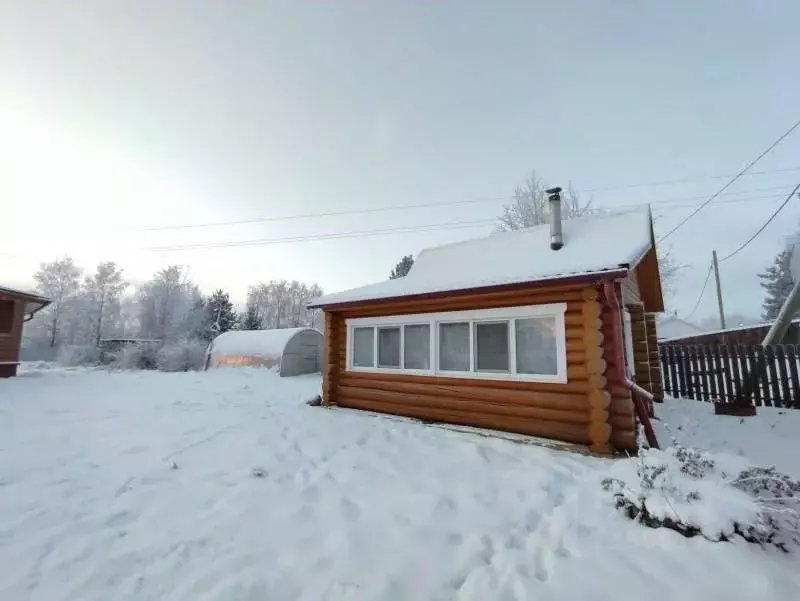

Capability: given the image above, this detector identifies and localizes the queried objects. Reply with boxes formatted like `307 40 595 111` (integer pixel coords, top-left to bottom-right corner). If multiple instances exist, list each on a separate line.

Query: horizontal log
609 413 635 429
583 330 604 347
610 396 634 416
611 429 637 451
338 387 591 424
584 357 607 376
339 397 592 444
339 290 587 318
338 379 589 411
565 313 596 328
582 301 601 319
587 374 607 389
339 370 593 393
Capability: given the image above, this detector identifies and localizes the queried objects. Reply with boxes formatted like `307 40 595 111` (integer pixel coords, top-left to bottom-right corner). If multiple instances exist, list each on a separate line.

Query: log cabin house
309 190 664 452
0 285 51 378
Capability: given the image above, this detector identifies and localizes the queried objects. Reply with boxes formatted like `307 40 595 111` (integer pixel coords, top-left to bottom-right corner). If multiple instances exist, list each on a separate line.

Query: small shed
0 285 51 378
309 202 664 453
206 328 323 377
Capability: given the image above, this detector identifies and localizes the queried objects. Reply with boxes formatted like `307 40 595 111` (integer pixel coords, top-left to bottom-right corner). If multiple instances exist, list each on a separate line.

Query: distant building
656 314 706 341
660 318 800 346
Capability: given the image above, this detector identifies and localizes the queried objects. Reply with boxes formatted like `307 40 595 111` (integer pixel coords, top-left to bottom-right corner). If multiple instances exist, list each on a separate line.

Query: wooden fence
659 344 800 409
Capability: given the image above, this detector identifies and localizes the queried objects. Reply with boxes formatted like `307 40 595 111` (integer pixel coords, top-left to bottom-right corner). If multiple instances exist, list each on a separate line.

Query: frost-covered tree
759 248 794 320
497 170 678 295
136 266 202 342
246 280 323 329
33 257 82 346
203 289 237 340
83 262 126 345
498 172 592 231
240 302 261 330
390 255 414 279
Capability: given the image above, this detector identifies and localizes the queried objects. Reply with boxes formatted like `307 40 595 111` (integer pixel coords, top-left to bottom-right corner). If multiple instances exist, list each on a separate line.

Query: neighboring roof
310 207 654 308
662 317 800 343
656 316 707 341
209 328 321 357
0 284 51 317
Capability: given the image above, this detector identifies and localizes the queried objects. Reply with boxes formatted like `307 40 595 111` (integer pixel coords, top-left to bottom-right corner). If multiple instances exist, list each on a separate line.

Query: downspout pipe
603 280 660 450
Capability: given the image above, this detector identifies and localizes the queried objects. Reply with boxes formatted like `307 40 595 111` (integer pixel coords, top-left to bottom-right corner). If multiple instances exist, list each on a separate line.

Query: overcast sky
1 0 799 321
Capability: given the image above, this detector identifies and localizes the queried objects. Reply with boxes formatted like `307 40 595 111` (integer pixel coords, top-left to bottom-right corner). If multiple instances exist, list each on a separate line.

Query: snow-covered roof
209 328 319 357
310 207 654 307
656 316 706 341
662 317 800 343
0 284 51 317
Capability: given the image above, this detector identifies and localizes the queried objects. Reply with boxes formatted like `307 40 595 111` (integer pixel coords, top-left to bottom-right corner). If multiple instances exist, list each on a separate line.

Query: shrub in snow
114 344 158 370
57 344 102 367
155 340 208 372
601 443 800 552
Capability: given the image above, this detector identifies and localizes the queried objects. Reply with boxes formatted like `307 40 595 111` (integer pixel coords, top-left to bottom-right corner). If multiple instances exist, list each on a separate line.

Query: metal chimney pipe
546 186 563 251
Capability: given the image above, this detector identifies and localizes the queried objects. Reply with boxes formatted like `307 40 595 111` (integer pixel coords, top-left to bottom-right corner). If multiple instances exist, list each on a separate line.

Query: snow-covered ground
0 367 797 600
655 397 800 477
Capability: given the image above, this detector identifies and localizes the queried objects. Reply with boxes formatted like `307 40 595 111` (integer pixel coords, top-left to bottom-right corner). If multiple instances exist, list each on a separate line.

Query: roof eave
0 286 51 305
308 268 629 310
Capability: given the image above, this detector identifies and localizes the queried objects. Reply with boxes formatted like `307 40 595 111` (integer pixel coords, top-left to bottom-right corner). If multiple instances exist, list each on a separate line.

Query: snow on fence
659 344 800 409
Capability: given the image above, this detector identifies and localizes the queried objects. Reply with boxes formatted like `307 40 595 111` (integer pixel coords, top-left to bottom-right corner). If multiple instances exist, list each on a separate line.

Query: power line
576 166 800 193
143 218 499 252
137 189 799 253
719 182 800 262
125 168 800 234
132 196 511 233
658 118 800 242
129 186 797 234
684 263 714 320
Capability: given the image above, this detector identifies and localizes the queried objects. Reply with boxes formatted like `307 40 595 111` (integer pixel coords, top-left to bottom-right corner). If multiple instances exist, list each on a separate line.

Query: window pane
475 321 509 372
404 324 430 369
378 327 401 368
352 327 374 367
515 317 558 375
438 322 470 371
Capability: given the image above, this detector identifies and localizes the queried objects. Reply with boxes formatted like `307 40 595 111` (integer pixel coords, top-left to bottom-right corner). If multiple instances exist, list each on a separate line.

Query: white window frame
622 308 636 377
345 303 567 383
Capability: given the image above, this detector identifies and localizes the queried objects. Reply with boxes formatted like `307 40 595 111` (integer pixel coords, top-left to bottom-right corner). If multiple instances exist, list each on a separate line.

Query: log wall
323 282 638 452
645 313 663 401
0 295 26 378
599 283 637 451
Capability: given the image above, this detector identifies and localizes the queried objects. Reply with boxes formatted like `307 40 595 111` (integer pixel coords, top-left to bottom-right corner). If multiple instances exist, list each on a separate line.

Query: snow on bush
114 344 158 370
56 344 102 367
154 339 208 372
601 439 800 552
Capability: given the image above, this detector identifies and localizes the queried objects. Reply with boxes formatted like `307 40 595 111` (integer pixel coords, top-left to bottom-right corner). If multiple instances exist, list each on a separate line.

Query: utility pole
712 250 726 329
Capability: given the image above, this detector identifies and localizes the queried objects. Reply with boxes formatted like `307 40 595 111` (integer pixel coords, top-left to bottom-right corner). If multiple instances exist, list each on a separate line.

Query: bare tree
84 262 127 345
33 257 82 347
246 280 324 329
498 172 592 231
498 171 678 296
136 266 200 341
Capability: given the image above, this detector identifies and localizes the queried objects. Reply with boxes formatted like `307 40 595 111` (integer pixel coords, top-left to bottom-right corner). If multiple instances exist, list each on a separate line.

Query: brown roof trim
0 285 50 304
311 268 629 310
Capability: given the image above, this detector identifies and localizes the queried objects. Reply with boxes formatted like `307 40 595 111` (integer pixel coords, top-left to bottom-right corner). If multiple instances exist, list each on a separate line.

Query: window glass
438 322 470 371
515 317 558 375
474 321 509 372
352 327 374 367
403 324 430 369
377 327 401 368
